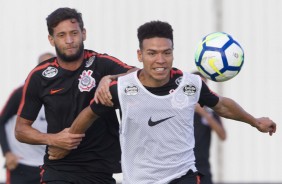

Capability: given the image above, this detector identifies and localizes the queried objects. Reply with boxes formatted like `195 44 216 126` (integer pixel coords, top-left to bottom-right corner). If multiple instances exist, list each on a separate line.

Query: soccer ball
194 32 244 82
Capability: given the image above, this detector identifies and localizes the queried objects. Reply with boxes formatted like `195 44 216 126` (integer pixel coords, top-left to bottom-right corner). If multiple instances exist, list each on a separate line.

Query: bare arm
15 116 85 150
48 106 98 160
195 104 226 140
69 106 98 134
211 96 276 135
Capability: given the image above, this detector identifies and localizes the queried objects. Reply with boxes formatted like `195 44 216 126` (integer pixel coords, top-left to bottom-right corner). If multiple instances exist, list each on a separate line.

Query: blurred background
0 0 281 183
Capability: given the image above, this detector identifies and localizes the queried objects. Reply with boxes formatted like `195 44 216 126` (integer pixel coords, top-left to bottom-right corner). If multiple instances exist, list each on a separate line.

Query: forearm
0 122 11 154
212 96 257 127
47 107 96 160
69 106 98 134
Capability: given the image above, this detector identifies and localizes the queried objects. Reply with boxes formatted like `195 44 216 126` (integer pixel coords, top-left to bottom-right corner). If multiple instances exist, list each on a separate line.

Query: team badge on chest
183 84 197 96
124 84 139 95
78 70 96 92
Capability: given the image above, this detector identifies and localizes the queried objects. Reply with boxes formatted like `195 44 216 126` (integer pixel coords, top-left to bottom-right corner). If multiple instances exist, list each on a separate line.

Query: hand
48 146 70 160
255 117 277 136
49 128 85 150
5 152 20 170
94 75 113 106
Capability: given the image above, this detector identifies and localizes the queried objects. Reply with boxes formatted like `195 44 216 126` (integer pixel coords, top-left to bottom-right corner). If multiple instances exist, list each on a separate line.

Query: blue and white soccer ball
194 32 244 82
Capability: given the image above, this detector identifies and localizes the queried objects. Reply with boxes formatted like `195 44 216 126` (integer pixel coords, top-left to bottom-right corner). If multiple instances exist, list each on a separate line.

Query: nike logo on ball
148 116 175 126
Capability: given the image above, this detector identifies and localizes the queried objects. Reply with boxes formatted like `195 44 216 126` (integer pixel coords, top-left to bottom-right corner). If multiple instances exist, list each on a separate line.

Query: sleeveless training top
118 71 202 184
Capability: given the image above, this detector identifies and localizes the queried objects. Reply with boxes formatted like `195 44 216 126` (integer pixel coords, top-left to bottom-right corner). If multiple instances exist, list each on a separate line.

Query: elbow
15 126 24 143
15 117 27 143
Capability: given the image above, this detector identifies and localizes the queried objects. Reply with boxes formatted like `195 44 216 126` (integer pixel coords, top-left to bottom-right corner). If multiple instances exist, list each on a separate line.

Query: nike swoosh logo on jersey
148 116 175 127
50 88 64 95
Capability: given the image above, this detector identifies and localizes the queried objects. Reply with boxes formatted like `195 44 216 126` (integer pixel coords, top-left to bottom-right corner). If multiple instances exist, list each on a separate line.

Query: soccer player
49 20 276 184
0 52 54 184
15 7 134 184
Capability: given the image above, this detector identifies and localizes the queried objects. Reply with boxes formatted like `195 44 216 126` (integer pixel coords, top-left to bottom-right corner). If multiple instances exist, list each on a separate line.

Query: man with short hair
15 7 134 184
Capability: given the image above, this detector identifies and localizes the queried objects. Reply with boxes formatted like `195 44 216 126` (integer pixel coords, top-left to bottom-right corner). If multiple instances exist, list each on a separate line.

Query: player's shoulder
171 68 201 79
13 85 24 96
85 49 132 71
170 67 183 78
30 57 59 77
183 71 202 82
14 85 24 93
88 49 122 63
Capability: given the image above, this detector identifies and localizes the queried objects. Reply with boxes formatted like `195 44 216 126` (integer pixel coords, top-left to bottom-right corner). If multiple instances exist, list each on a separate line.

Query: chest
40 67 103 109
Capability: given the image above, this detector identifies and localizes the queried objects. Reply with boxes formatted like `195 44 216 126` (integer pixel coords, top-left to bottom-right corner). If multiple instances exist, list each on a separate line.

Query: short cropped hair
137 20 173 49
46 7 84 36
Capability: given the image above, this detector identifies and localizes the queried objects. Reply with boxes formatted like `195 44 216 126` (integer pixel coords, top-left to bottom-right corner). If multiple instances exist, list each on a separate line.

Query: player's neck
57 56 84 71
138 70 170 88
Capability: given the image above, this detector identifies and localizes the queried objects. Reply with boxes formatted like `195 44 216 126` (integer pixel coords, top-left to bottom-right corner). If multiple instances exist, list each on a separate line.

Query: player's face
137 37 173 87
48 19 86 62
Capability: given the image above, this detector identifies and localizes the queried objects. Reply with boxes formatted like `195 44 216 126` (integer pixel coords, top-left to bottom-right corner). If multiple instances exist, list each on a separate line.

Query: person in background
15 7 134 184
48 20 276 184
0 52 54 184
193 71 226 184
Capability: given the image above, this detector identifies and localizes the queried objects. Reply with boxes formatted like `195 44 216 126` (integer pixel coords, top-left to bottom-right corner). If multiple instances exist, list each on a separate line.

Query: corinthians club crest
78 70 96 92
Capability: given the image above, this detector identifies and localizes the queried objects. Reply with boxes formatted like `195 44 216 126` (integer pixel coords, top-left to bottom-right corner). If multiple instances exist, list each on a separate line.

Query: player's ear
82 28 86 41
137 49 142 62
48 35 55 47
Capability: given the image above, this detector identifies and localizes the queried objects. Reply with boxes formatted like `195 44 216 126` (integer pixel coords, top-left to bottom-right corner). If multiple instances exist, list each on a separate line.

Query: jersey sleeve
90 81 119 116
18 72 43 121
0 86 23 154
198 80 219 107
